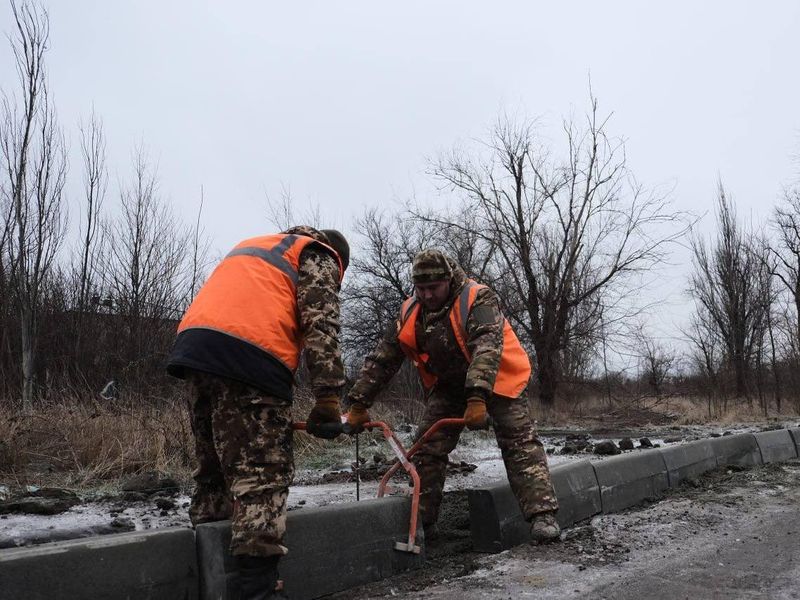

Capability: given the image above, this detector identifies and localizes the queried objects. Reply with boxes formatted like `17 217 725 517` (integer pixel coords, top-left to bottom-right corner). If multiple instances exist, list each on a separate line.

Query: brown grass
533 393 800 429
0 397 196 490
4 391 794 492
0 389 406 491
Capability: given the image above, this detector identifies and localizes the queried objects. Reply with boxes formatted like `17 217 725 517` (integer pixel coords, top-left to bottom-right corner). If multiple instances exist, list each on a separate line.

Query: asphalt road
342 461 800 600
584 500 800 600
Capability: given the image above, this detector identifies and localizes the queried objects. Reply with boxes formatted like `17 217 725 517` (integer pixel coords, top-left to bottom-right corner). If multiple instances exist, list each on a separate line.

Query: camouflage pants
187 372 294 557
413 390 558 526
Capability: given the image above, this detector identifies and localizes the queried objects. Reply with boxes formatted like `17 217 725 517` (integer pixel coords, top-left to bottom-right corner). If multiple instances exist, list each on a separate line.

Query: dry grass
660 395 800 426
0 397 196 490
0 390 408 491
535 393 800 429
5 390 794 493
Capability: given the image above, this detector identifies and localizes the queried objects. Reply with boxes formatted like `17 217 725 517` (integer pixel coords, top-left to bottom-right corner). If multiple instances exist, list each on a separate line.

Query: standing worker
345 249 560 543
167 226 349 600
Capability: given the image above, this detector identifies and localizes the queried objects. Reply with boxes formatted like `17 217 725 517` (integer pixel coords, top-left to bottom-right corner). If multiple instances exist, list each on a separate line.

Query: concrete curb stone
754 429 798 463
789 428 800 455
592 450 669 514
709 433 762 467
0 527 197 600
659 439 717 487
468 460 601 553
196 496 424 600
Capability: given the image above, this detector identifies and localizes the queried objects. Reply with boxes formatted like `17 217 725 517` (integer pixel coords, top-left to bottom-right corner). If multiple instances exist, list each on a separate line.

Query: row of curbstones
2 429 797 600
469 428 800 553
0 495 423 600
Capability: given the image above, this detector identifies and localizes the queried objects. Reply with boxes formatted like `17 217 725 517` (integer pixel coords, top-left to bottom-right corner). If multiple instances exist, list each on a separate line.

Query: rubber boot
236 555 283 600
530 511 561 544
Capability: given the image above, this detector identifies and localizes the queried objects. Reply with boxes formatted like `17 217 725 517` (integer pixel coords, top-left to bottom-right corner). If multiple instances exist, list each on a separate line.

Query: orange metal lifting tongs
292 417 465 554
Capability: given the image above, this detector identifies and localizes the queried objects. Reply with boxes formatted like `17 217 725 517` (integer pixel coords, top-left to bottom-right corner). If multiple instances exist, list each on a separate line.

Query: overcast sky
2 1 800 364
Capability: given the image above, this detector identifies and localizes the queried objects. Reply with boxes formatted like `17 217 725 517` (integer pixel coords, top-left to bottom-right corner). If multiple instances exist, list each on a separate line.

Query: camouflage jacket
286 226 347 399
347 259 505 407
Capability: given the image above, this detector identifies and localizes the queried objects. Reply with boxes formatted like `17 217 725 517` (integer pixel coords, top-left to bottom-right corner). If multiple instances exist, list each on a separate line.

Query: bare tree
770 187 800 347
74 109 106 314
103 146 191 390
70 109 107 363
685 312 723 416
341 207 427 362
186 185 210 302
1 1 68 409
632 326 676 401
424 99 686 407
689 185 771 400
265 185 323 231
0 161 14 396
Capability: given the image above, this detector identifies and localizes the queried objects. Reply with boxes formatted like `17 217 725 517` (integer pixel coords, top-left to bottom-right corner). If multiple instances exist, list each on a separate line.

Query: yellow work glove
306 396 342 439
344 402 371 434
463 396 489 430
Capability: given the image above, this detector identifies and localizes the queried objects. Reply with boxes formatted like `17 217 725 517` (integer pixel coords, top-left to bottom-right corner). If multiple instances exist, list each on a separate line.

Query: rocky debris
663 436 683 443
447 460 477 476
0 496 79 516
593 440 621 456
562 433 594 455
320 456 479 484
0 488 80 516
639 437 654 448
154 497 176 511
723 431 733 436
710 432 721 438
109 517 135 531
122 491 148 502
760 424 785 432
566 433 592 446
322 457 391 483
120 471 179 496
30 487 77 500
618 437 635 451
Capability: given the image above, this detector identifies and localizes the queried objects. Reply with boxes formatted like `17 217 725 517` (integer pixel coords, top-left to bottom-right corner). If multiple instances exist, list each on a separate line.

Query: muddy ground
0 421 722 547
0 421 789 549
332 461 800 599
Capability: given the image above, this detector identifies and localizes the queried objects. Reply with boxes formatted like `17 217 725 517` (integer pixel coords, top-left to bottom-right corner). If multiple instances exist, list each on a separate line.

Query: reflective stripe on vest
177 233 343 372
396 280 532 398
225 234 302 285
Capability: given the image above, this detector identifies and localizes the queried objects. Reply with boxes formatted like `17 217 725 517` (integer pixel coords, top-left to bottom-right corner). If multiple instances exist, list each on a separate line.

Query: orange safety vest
177 233 344 373
396 280 532 398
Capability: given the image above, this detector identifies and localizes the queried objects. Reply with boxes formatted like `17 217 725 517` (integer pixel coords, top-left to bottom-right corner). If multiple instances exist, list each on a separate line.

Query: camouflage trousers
187 371 294 557
413 389 558 526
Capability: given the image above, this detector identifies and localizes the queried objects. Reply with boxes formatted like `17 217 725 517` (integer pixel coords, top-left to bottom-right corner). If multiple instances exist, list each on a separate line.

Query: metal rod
355 433 360 501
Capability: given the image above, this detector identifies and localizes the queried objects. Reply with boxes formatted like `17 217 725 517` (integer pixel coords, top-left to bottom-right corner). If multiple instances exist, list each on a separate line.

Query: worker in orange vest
346 249 560 543
167 225 349 599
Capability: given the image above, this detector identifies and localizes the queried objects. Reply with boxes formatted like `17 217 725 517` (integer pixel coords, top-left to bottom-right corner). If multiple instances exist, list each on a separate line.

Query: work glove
306 396 342 439
463 396 489 430
343 402 371 435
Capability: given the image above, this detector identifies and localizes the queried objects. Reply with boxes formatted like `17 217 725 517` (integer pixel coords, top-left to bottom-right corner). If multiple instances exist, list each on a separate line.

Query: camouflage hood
283 225 329 244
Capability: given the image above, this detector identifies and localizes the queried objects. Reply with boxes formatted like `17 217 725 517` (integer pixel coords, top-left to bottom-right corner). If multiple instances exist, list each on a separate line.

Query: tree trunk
20 307 36 411
536 350 557 406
